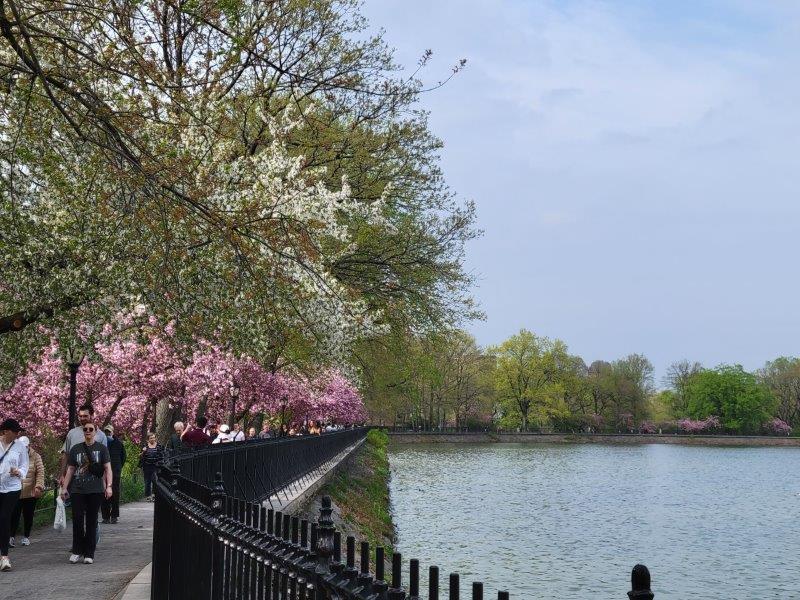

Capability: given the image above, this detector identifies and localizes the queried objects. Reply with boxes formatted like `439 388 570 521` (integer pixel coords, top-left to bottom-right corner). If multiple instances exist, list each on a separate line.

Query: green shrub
366 428 389 450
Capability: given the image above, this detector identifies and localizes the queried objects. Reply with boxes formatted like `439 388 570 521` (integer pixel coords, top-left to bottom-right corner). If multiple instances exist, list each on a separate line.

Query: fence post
314 496 335 599
388 552 406 600
210 472 227 600
628 564 654 600
151 461 176 600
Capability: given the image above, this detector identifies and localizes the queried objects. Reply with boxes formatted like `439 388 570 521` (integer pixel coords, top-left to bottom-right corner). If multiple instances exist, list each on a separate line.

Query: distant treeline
359 329 797 436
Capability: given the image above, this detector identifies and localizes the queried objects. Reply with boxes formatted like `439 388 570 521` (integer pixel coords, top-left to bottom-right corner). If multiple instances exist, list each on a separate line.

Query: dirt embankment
296 429 395 553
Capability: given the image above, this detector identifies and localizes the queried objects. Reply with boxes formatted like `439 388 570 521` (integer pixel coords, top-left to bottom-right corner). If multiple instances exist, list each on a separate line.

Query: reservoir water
388 443 800 599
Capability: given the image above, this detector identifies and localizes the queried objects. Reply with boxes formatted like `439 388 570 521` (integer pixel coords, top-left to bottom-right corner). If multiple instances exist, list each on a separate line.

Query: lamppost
228 382 239 428
64 346 85 429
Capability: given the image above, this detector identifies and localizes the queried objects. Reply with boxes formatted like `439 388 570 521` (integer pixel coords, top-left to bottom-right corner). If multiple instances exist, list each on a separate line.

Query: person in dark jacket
166 421 184 454
138 432 164 501
101 425 126 524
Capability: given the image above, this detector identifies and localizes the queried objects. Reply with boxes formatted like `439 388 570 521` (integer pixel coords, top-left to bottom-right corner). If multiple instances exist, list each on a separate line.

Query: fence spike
429 566 440 600
472 582 483 600
409 559 420 600
450 573 460 600
628 564 654 600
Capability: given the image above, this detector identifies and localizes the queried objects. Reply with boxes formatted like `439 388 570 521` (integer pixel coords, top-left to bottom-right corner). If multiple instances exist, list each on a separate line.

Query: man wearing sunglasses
61 423 112 565
58 403 107 489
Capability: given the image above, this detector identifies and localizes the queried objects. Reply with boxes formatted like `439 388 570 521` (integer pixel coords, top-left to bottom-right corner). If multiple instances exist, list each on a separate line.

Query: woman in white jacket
0 418 28 572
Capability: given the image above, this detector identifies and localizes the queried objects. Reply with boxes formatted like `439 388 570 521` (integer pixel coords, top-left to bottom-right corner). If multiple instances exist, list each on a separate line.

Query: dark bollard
429 566 440 600
376 547 385 581
283 513 291 541
301 520 309 549
361 541 370 574
347 536 356 569
472 582 483 600
334 531 342 563
275 511 283 538
373 547 389 598
450 573 460 600
260 507 267 532
267 509 274 535
291 516 299 545
388 552 406 600
358 541 374 590
409 559 421 600
344 536 359 583
310 523 318 558
497 592 509 600
628 564 654 600
330 531 345 575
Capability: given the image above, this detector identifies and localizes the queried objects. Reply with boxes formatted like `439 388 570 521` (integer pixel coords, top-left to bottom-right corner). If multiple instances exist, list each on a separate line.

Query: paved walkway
1 501 154 600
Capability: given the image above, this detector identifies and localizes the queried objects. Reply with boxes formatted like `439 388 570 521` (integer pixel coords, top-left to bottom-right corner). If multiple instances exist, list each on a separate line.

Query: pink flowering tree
764 418 792 436
1 321 367 442
678 415 721 434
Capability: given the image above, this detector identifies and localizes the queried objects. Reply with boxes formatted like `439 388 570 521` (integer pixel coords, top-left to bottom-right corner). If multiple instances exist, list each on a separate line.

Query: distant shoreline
388 431 800 447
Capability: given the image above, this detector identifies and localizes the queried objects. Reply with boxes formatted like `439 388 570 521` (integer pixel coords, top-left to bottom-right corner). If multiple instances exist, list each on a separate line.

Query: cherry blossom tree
0 322 367 441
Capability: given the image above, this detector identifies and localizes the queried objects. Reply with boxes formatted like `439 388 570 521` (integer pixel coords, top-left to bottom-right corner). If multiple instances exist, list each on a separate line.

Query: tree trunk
139 400 152 443
155 397 172 446
102 395 125 429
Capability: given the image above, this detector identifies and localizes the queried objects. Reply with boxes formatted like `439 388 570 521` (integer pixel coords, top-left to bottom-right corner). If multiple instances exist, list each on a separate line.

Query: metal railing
171 428 367 504
152 427 655 599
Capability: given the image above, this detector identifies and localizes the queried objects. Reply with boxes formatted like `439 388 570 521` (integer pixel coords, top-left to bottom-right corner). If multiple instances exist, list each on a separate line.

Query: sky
361 0 800 381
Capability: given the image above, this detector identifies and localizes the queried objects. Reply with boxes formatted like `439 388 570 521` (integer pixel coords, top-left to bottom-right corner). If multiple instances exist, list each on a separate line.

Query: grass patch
319 428 394 552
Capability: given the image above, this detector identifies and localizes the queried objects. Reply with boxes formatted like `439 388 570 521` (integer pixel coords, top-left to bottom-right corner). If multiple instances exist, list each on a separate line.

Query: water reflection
388 443 800 599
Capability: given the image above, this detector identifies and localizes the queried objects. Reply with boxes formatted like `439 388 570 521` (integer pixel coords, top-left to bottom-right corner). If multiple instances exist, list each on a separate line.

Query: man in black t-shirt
61 423 112 564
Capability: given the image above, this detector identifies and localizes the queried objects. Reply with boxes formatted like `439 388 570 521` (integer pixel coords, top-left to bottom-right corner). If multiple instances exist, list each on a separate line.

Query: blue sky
362 0 800 380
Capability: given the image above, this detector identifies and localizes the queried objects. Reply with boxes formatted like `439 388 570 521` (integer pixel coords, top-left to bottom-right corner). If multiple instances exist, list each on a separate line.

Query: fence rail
152 427 655 599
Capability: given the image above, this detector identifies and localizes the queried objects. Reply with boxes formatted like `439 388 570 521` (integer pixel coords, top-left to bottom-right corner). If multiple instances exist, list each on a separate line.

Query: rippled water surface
388 443 800 599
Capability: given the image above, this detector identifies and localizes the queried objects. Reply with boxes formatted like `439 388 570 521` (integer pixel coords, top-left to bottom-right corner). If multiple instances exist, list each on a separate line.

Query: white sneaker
20 537 30 547
7 538 13 548
0 557 10 571
83 557 93 565
69 554 82 564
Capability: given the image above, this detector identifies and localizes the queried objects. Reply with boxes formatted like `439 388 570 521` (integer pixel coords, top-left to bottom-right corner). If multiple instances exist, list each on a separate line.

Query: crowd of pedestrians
0 406 353 572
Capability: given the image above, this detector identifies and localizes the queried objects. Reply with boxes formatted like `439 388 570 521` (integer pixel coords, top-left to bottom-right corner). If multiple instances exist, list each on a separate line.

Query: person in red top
181 416 212 449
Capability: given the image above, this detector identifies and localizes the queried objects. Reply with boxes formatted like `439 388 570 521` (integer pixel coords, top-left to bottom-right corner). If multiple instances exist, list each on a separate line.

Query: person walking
0 418 27 572
61 422 112 565
258 423 273 439
59 404 107 488
181 416 212 449
101 425 126 524
9 436 44 548
167 421 184 453
212 424 232 444
138 432 164 501
231 423 245 442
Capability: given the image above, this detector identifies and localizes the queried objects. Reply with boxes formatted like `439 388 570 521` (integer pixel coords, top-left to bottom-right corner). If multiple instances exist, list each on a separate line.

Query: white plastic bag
54 492 66 531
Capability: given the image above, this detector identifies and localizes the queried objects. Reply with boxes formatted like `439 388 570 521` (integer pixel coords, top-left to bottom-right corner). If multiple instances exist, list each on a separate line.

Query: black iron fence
152 427 655 599
172 428 367 504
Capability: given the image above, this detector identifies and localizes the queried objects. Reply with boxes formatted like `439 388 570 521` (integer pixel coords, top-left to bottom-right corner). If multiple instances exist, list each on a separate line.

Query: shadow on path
1 501 153 600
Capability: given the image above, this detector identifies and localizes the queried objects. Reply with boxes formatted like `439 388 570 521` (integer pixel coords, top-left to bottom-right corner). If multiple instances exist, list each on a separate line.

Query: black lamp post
228 382 239 428
64 347 85 429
